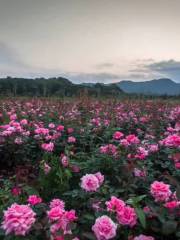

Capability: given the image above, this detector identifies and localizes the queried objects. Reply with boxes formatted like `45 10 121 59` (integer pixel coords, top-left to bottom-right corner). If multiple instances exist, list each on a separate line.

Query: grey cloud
147 59 180 72
128 59 180 82
95 62 115 69
144 60 180 82
67 72 124 84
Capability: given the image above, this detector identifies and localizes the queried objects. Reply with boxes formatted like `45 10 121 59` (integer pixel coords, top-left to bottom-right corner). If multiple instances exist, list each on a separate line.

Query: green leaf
84 213 95 221
136 207 146 229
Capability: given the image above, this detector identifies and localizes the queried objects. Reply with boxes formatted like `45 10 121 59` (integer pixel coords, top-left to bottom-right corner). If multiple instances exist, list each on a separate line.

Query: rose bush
0 98 179 239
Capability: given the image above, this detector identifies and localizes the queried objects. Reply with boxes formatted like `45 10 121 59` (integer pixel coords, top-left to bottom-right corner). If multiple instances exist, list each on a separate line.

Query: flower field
0 98 179 240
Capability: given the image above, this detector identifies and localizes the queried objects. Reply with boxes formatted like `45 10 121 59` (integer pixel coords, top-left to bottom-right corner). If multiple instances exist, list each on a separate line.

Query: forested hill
0 77 123 97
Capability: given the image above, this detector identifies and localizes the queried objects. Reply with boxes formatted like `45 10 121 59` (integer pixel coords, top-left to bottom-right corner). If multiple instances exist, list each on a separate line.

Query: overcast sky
0 0 180 83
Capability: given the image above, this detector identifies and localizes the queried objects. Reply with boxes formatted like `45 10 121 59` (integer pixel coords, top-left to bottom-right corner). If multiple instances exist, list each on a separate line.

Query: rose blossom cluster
120 134 140 147
47 198 77 238
106 196 137 227
1 203 36 236
100 144 117 156
161 134 180 148
81 172 104 192
41 142 54 152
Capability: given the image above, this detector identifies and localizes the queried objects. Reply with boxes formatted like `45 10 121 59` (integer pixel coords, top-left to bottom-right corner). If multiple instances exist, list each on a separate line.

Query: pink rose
81 172 104 192
117 206 137 227
67 136 76 143
27 195 42 205
150 181 172 202
92 216 117 240
2 203 36 236
106 196 125 213
50 199 65 210
113 131 124 140
41 142 54 152
47 207 64 221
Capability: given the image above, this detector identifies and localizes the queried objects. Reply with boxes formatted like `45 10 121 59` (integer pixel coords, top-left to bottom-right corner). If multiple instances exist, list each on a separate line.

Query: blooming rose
61 155 69 167
67 136 76 143
28 195 42 205
150 181 172 202
1 203 36 236
164 200 180 209
106 196 125 213
41 142 54 152
81 172 104 192
92 216 117 240
117 206 137 227
113 131 124 140
47 207 64 221
50 199 65 210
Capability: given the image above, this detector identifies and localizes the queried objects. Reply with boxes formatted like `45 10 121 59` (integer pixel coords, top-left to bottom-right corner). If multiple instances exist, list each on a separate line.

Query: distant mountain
116 78 180 95
0 77 123 97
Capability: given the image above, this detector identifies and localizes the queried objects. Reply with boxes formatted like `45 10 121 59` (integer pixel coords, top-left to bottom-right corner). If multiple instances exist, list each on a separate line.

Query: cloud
128 59 180 82
67 72 125 84
95 62 115 69
143 60 180 82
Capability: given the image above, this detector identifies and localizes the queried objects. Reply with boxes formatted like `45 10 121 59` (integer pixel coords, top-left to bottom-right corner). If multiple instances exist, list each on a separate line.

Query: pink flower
14 137 23 145
1 203 36 236
113 131 124 140
92 216 117 240
11 187 21 196
49 123 55 129
61 155 69 167
134 234 155 240
49 208 77 235
94 172 104 185
67 128 74 134
126 134 140 145
175 162 180 169
134 168 146 178
106 196 125 213
28 195 42 205
149 144 158 153
41 142 54 152
10 114 17 120
44 163 51 174
50 199 65 210
57 125 64 131
47 207 64 221
35 127 49 135
20 119 28 125
81 172 104 192
162 134 180 148
150 181 172 202
117 206 137 227
100 144 117 156
67 136 76 143
164 200 180 209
